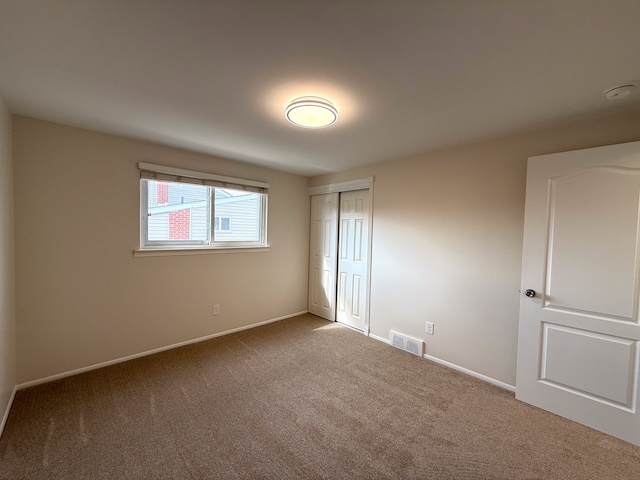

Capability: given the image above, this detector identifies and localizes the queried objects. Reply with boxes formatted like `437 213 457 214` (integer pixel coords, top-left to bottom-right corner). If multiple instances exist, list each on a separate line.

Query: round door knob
525 289 536 298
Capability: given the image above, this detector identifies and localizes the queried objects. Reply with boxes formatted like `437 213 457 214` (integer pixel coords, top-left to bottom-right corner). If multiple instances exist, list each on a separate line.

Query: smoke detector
603 82 638 100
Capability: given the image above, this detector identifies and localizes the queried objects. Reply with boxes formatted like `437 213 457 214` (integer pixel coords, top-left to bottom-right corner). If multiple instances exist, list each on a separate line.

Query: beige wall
12 109 640 387
0 97 16 421
13 117 310 383
311 110 640 386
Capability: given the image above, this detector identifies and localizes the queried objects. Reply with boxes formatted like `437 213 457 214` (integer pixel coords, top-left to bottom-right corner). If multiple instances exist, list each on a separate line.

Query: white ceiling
1 1 639 176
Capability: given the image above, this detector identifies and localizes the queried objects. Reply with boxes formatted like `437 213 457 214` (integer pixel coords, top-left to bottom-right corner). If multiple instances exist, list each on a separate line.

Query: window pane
146 180 209 242
214 188 262 242
213 216 231 231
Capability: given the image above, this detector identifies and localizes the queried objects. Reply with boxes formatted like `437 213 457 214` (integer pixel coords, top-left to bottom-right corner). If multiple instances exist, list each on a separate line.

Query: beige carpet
1 313 639 479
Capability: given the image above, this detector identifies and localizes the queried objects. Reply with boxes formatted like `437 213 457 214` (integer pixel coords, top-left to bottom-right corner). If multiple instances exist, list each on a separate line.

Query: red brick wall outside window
169 209 191 240
157 182 169 205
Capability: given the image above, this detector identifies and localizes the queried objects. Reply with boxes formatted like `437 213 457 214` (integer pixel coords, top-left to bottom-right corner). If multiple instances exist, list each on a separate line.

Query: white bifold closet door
308 193 339 321
308 190 369 331
336 190 369 331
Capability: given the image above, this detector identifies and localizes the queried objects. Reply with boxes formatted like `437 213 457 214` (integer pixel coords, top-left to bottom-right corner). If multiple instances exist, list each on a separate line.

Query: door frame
309 177 374 335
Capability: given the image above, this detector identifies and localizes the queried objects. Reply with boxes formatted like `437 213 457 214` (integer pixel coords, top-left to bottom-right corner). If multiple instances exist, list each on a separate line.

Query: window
214 216 231 231
139 163 268 250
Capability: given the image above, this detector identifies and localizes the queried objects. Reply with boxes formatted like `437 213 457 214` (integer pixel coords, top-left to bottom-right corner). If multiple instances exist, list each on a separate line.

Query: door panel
540 324 635 408
516 141 640 446
544 169 639 319
336 190 369 331
308 193 338 320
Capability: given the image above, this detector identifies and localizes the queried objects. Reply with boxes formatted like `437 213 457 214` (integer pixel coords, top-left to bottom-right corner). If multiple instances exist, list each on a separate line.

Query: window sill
133 246 271 257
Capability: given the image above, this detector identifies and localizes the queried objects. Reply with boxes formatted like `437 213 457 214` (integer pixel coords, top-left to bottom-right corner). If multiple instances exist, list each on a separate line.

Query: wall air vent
389 331 424 357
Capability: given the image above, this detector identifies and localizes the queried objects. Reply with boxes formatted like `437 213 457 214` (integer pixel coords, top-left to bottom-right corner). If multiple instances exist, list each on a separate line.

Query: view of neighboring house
147 181 262 243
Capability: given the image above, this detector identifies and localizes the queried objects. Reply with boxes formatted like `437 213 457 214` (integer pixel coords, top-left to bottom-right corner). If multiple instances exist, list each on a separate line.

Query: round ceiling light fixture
603 82 638 100
285 96 338 128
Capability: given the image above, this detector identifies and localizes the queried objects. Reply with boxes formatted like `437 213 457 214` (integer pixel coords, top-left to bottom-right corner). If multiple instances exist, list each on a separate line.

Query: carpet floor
1 313 639 479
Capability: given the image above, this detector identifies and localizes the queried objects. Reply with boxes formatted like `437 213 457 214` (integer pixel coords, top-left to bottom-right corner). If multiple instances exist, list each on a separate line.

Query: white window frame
138 162 269 252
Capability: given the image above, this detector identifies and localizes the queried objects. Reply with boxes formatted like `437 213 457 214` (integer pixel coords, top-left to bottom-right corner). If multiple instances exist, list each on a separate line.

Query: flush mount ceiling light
285 96 338 128
603 82 638 100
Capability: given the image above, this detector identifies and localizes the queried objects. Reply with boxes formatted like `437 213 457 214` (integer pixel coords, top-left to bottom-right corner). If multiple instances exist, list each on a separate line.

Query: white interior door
516 141 640 446
336 190 369 331
308 193 339 320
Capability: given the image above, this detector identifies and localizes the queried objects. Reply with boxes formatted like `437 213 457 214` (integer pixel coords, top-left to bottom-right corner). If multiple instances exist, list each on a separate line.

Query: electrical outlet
425 321 434 335
212 304 220 315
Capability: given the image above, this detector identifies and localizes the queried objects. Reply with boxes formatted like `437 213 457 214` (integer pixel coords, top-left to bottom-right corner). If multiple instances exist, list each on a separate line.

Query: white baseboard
0 385 18 439
17 310 308 390
368 332 389 344
422 353 516 392
368 331 515 393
